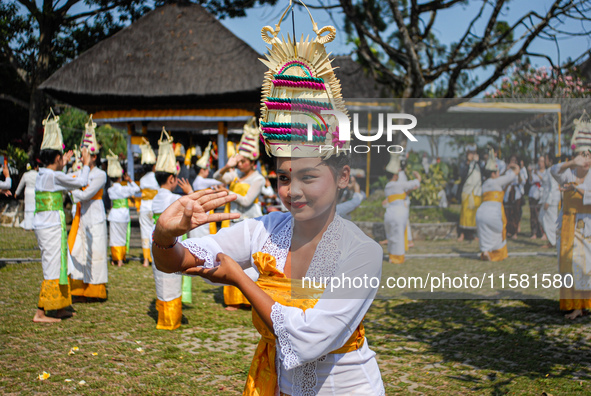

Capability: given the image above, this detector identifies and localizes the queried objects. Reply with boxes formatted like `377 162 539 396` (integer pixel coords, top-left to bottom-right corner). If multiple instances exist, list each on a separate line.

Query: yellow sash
482 191 507 261
141 188 158 200
387 193 406 203
219 178 259 229
68 188 103 252
243 252 366 396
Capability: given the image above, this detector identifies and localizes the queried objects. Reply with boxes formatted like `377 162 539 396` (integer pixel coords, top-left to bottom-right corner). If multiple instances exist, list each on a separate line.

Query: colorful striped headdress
71 148 83 172
81 115 101 154
237 117 260 160
571 115 591 153
259 1 348 159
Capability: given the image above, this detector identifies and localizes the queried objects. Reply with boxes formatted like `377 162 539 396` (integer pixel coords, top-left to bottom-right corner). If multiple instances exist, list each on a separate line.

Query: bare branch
387 0 425 96
0 93 29 109
64 2 124 22
417 0 466 13
294 0 340 9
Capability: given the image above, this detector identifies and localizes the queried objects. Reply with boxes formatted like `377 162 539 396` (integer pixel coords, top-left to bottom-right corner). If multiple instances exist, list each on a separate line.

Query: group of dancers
29 107 270 328
455 134 590 319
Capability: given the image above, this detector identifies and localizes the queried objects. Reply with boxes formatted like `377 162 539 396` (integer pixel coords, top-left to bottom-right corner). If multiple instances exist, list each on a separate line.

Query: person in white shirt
383 167 421 264
139 164 159 267
138 139 158 267
528 156 547 239
457 147 482 242
34 146 90 323
336 176 365 221
108 172 140 267
69 118 109 301
15 163 39 230
0 163 12 196
539 154 560 248
150 128 195 330
153 155 385 395
503 155 527 239
476 150 520 261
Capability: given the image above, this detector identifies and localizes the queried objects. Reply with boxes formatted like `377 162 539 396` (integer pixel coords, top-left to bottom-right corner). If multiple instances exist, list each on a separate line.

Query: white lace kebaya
181 212 385 396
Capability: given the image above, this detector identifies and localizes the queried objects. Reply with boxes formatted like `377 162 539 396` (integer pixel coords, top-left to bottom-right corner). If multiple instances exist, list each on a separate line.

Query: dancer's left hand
154 189 239 240
183 253 244 286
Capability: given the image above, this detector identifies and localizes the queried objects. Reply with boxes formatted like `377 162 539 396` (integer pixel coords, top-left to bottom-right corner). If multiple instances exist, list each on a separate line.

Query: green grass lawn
0 226 589 395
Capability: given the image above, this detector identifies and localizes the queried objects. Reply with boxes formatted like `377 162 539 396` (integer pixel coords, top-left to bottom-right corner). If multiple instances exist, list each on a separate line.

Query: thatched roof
40 3 267 112
331 56 393 98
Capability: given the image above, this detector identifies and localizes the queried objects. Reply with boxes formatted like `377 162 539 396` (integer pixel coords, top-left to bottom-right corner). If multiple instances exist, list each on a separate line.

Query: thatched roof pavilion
41 3 266 117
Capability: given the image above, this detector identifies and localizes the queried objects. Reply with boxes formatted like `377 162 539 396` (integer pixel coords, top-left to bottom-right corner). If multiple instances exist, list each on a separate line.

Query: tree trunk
26 12 58 157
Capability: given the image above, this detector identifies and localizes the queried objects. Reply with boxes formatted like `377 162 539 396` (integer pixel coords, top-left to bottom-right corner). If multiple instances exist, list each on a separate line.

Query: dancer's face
237 157 254 173
276 157 349 222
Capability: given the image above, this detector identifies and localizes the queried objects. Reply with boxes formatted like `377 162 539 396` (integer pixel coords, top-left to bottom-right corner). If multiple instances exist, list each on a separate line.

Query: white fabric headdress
386 152 401 175
259 1 348 159
106 149 123 178
140 138 156 165
485 148 499 172
155 127 178 174
196 141 212 169
237 117 260 160
40 110 64 152
81 115 101 153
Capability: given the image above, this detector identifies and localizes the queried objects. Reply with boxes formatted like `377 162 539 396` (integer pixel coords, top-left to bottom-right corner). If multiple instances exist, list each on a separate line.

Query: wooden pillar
366 112 372 196
217 121 228 168
126 123 134 180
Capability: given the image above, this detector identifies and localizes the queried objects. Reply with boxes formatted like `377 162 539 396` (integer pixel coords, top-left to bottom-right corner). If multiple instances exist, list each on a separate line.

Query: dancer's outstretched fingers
179 199 194 231
200 194 237 213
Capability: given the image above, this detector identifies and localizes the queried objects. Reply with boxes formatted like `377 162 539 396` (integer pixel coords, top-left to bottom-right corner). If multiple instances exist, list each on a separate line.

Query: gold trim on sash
141 188 158 200
482 191 503 202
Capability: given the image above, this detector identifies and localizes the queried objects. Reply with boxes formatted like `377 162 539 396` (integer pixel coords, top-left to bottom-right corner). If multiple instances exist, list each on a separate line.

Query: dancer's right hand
81 148 90 166
62 150 74 167
154 189 240 241
573 153 591 168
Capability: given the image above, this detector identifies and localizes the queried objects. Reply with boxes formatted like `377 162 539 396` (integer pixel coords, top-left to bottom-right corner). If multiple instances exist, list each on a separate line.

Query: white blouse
152 188 181 215
15 170 38 208
482 172 516 194
139 172 159 213
551 164 591 237
213 169 265 220
33 166 90 230
181 212 385 396
71 166 107 224
384 179 420 208
107 181 140 222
